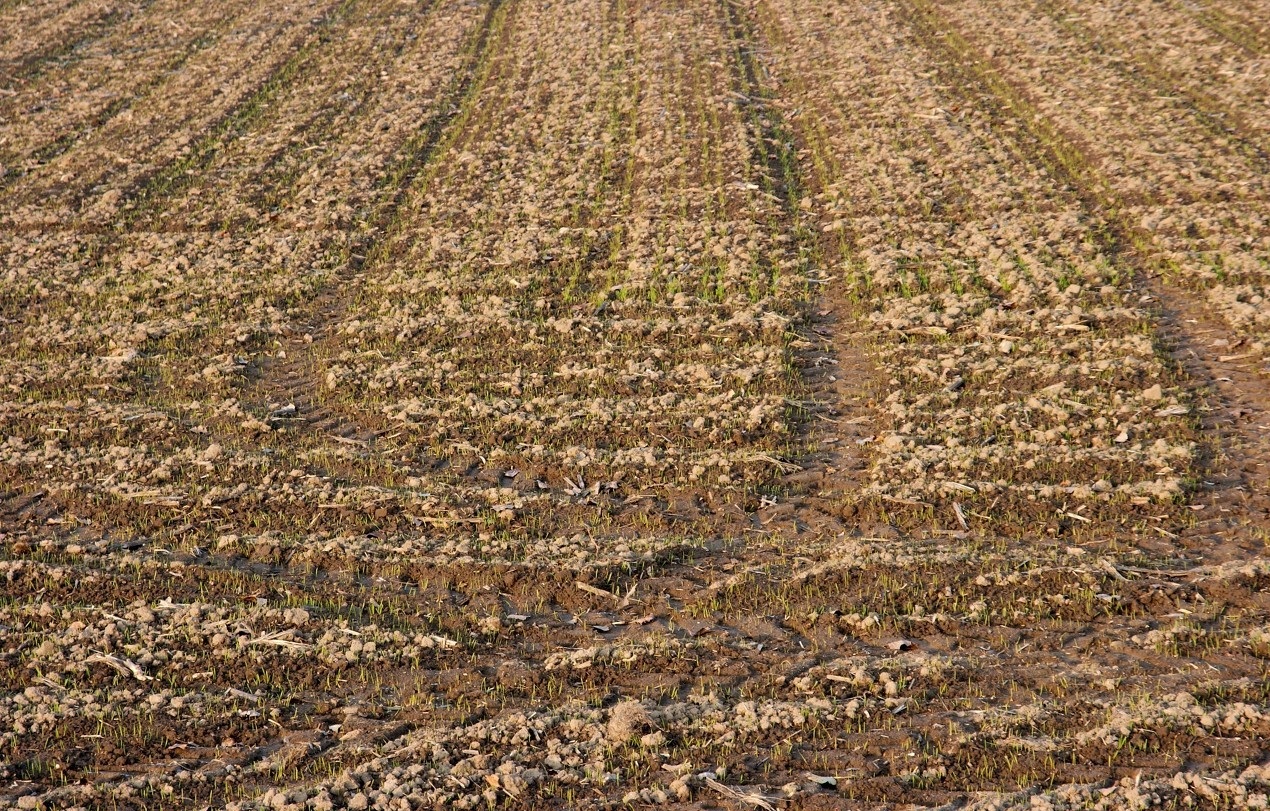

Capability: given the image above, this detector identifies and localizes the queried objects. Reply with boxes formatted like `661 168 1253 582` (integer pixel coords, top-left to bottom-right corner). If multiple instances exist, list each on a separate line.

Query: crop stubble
1 0 1269 809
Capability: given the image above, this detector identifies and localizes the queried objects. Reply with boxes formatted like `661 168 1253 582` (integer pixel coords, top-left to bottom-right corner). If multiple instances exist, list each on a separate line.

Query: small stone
1141 384 1164 401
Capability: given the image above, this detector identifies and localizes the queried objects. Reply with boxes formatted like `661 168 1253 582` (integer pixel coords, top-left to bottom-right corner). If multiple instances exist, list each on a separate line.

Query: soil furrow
0 0 84 46
144 0 450 232
750 0 1202 539
0 0 349 227
0 0 498 568
929 0 1270 352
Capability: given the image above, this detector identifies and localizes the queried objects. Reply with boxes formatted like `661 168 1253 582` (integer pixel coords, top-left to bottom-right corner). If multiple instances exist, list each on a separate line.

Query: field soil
2 0 1269 808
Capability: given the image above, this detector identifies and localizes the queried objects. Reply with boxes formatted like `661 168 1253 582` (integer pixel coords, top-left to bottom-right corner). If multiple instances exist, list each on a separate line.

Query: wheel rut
239 0 514 449
1151 290 1270 558
5 2 1270 808
719 0 881 543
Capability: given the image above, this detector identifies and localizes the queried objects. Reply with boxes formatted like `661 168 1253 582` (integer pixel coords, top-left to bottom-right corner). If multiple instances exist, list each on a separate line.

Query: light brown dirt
1 0 1268 809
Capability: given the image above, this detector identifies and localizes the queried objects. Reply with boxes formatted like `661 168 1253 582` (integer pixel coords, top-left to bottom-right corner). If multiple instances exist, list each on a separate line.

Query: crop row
930 0 1270 348
2 0 346 228
0 1 496 552
0 0 259 185
751 0 1197 535
0 0 135 73
0 0 807 571
310 0 804 494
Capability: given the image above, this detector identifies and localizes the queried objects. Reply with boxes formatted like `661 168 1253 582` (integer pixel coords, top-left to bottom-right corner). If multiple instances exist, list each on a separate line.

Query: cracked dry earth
2 0 1270 809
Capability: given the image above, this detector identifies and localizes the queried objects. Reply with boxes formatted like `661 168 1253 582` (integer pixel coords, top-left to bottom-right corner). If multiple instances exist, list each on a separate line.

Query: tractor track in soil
238 0 514 452
720 0 881 545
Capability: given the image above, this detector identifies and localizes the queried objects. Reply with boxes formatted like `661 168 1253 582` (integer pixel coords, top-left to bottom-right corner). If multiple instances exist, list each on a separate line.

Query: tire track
0 0 429 540
744 0 1204 539
0 0 514 557
897 0 1270 556
626 4 1270 774
718 0 879 534
241 0 515 446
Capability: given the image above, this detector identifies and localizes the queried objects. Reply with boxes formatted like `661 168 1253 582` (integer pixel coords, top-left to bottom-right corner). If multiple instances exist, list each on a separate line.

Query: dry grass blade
85 652 153 682
226 687 262 703
703 777 778 810
429 634 460 650
243 631 313 652
742 453 802 473
574 580 621 603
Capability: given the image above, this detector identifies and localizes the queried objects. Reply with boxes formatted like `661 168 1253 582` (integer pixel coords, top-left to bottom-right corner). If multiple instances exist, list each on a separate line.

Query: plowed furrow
4 1 1270 809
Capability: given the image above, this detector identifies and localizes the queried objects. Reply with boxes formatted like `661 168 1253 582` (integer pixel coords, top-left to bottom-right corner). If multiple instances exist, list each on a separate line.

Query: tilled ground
1 0 1269 809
